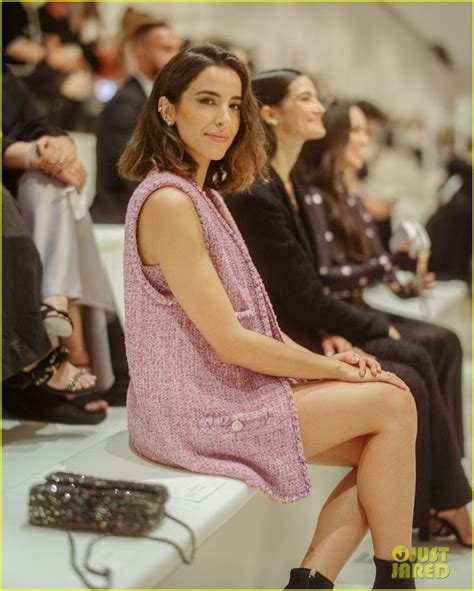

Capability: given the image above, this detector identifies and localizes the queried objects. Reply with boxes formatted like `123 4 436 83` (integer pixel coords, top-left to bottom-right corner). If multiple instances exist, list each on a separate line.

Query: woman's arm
280 330 312 353
3 136 86 192
137 188 405 389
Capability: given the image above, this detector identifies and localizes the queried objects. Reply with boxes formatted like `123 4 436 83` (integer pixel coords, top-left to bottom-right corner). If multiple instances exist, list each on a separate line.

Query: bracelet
23 142 38 170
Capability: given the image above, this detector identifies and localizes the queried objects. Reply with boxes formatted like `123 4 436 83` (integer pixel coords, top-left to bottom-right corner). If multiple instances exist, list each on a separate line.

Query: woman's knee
378 383 418 432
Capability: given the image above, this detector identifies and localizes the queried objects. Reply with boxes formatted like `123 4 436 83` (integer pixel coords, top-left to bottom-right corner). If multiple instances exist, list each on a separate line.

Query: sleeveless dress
124 170 311 503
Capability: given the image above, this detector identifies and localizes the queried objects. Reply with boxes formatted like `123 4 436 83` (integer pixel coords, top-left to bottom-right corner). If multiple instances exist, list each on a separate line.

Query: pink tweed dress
124 169 312 503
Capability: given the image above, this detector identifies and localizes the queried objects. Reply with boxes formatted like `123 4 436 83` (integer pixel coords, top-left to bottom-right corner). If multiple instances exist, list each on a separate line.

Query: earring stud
269 119 278 127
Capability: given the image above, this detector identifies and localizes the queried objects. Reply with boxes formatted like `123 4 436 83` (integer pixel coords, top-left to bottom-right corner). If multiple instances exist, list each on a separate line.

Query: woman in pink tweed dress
119 45 417 589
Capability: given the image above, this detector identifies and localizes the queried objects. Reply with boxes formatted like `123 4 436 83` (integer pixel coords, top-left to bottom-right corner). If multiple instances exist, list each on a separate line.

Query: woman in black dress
228 72 471 548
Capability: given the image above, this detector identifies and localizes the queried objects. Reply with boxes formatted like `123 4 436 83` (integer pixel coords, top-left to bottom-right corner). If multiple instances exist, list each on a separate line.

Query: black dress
227 168 471 531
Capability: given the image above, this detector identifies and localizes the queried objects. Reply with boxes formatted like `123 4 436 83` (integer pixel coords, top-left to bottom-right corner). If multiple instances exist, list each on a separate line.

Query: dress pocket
198 407 274 435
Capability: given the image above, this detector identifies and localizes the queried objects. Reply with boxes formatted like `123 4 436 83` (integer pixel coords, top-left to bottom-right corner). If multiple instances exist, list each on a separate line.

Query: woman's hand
52 159 87 192
35 136 87 192
388 273 436 298
418 272 437 291
338 359 409 391
36 135 76 176
321 334 353 356
388 325 401 340
332 349 382 378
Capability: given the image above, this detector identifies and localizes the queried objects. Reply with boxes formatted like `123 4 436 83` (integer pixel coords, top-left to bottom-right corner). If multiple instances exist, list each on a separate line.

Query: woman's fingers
321 335 352 355
377 370 409 391
335 337 352 353
52 160 87 192
39 147 61 174
366 355 382 376
334 350 368 377
36 136 77 177
56 167 82 191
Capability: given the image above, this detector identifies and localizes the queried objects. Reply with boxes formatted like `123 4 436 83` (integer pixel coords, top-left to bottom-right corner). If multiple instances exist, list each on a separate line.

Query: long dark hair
251 68 302 158
119 44 267 193
298 100 371 263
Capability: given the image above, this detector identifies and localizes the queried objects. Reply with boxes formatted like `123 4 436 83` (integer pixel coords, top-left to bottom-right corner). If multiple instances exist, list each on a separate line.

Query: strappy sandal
3 347 106 425
41 303 74 338
10 346 98 398
430 510 472 548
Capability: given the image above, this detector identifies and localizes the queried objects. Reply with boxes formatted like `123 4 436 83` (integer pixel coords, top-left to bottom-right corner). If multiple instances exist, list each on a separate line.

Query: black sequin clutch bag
29 472 196 588
29 471 169 534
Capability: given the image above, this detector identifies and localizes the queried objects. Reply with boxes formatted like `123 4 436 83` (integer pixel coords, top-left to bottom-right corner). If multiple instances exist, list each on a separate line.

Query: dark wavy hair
119 44 268 192
298 100 371 263
251 68 302 159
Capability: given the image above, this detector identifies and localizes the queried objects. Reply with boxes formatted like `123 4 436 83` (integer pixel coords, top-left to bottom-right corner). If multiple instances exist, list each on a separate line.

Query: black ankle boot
285 567 334 589
373 556 416 589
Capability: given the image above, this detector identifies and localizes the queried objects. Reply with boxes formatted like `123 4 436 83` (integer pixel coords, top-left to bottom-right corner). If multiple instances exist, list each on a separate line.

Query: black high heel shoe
430 510 472 548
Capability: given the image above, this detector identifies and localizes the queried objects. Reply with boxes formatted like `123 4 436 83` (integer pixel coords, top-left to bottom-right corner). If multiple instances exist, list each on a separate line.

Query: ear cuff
158 106 173 126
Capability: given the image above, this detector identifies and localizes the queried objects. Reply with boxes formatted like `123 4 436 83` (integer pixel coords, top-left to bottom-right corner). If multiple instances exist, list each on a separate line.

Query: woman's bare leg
61 301 91 370
300 437 370 580
292 379 417 579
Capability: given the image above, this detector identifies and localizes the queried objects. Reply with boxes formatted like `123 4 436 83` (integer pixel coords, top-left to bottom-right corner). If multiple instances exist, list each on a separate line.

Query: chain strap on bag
29 472 196 588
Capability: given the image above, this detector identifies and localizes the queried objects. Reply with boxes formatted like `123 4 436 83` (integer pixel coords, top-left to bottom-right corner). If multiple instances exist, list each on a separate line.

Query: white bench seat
3 428 348 589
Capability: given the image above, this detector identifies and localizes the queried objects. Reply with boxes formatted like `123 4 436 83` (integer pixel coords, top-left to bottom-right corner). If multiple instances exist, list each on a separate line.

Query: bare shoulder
138 186 203 265
140 186 196 220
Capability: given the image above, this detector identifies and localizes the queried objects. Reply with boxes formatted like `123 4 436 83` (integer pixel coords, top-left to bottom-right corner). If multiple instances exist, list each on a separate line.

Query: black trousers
388 313 465 455
2 188 52 380
361 333 471 530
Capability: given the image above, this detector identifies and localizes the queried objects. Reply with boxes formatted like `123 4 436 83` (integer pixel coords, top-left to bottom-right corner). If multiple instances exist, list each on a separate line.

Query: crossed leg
291 379 417 581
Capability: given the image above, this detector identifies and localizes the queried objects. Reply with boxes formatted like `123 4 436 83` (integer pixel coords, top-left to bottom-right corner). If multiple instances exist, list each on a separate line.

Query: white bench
3 221 470 588
3 429 350 589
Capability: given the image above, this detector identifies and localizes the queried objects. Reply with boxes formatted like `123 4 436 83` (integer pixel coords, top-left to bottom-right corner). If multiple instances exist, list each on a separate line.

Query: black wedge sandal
41 303 74 338
7 346 98 397
3 347 106 425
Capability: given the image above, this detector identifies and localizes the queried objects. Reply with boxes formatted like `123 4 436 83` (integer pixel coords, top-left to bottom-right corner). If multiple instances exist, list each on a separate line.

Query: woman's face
341 106 369 171
273 75 326 141
168 65 242 169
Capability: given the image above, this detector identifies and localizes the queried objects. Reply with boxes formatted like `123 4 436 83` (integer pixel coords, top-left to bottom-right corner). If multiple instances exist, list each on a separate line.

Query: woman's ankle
43 295 69 312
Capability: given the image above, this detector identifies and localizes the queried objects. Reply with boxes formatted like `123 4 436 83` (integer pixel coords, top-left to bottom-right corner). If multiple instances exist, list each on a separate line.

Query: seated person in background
2 65 122 400
2 2 97 129
92 21 180 223
297 100 467 455
2 186 107 424
426 147 472 285
344 100 393 249
300 101 434 299
228 72 471 547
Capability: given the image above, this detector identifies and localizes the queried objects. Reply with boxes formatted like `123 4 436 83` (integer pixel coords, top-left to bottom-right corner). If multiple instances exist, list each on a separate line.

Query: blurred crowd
2 3 471 457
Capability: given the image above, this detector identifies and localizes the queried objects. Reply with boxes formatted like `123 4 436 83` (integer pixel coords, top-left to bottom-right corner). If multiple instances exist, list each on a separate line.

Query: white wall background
99 2 471 130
